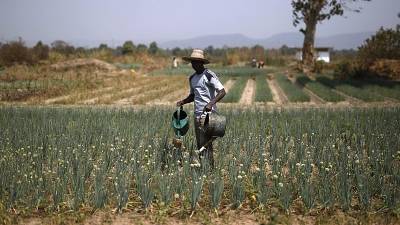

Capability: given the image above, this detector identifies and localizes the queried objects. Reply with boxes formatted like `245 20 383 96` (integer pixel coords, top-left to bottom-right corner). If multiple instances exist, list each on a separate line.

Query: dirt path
239 78 255 105
267 75 288 105
223 79 235 93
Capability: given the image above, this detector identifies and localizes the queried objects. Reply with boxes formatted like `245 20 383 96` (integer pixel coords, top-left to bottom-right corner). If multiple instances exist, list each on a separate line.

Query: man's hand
176 100 184 107
204 102 213 112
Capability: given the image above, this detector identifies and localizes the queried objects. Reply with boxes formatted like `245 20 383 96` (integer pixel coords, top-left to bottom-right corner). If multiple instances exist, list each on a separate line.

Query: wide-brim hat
182 49 210 64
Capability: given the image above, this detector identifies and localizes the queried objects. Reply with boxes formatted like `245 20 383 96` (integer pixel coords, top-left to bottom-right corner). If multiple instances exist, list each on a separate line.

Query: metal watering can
199 111 226 138
171 106 189 138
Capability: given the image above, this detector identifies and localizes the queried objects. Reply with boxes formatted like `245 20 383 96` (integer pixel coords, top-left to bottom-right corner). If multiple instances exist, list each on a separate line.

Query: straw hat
182 49 210 64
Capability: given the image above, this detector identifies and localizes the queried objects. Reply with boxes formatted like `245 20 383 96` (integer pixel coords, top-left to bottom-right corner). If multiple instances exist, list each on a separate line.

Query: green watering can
172 106 189 137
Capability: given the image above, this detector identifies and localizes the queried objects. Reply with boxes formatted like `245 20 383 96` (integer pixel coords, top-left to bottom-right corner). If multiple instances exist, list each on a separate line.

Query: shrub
32 41 50 61
369 59 400 80
0 39 35 66
312 60 325 74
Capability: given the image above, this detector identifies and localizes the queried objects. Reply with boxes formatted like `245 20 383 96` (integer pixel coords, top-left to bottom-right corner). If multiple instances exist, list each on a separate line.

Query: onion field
1 106 399 222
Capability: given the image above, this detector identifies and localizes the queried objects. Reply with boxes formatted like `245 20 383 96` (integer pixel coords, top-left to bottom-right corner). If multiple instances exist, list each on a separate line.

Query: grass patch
255 75 273 102
296 75 345 102
275 74 310 102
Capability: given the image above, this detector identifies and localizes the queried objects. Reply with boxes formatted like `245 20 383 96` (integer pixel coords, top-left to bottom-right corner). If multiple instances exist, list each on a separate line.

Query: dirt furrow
267 76 288 105
239 78 255 105
44 87 114 104
81 77 161 104
113 77 182 105
223 79 235 93
119 83 181 105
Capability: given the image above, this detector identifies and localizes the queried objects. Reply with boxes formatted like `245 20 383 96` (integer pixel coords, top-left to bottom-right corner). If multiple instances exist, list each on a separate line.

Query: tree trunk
302 18 317 73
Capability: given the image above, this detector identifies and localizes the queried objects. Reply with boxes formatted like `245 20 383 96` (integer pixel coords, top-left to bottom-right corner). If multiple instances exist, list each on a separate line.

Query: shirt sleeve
207 70 224 91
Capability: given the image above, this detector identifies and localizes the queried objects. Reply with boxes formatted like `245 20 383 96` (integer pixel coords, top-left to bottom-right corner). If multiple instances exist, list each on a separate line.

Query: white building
295 47 331 63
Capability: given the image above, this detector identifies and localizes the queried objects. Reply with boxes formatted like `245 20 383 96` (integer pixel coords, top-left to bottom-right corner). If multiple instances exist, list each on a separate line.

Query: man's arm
204 88 226 112
176 93 195 106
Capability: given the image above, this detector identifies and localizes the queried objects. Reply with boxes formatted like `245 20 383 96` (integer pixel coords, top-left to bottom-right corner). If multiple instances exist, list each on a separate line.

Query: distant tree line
0 37 368 69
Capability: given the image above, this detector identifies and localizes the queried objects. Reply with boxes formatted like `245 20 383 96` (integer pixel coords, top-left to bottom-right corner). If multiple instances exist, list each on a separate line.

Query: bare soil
223 79 235 93
239 78 255 105
267 75 288 105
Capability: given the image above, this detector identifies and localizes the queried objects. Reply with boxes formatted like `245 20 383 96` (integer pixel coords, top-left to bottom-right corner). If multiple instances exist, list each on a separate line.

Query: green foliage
255 75 273 102
148 42 159 55
358 27 400 64
297 74 345 102
275 74 310 102
1 106 399 214
221 77 247 103
122 41 135 55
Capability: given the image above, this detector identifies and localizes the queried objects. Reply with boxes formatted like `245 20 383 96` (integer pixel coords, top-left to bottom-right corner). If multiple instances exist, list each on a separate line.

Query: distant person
172 57 178 68
251 58 257 67
258 60 265 68
176 49 226 168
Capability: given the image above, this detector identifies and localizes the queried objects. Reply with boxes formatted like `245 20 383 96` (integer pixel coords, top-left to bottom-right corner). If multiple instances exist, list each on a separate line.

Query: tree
0 39 34 66
292 0 370 71
148 41 159 55
51 40 74 55
122 41 135 55
98 43 108 50
32 41 49 61
136 44 148 53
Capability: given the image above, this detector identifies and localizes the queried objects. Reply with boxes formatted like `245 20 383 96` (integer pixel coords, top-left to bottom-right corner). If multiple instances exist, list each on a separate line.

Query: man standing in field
176 49 226 168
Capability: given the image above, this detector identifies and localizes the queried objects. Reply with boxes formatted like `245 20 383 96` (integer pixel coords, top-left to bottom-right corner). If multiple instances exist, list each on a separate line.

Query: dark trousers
194 117 214 168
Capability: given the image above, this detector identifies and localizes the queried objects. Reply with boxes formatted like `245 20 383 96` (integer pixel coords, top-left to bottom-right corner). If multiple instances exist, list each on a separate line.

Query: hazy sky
1 0 399 46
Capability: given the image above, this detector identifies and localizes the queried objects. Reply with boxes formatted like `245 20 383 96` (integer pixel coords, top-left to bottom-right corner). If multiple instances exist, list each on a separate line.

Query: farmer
176 49 226 168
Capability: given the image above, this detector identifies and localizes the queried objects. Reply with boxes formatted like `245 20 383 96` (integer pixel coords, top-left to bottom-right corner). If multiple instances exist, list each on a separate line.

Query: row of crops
220 73 400 104
0 106 399 214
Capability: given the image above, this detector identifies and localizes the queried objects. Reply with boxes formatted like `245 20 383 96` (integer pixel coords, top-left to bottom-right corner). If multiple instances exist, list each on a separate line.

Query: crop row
255 76 273 102
275 74 310 102
296 75 345 102
317 77 384 102
221 77 248 103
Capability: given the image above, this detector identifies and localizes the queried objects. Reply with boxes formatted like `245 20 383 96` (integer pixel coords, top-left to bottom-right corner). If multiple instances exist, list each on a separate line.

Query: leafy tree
291 0 370 71
358 27 400 64
122 41 135 55
51 40 74 55
136 44 148 53
148 41 159 55
99 43 108 50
